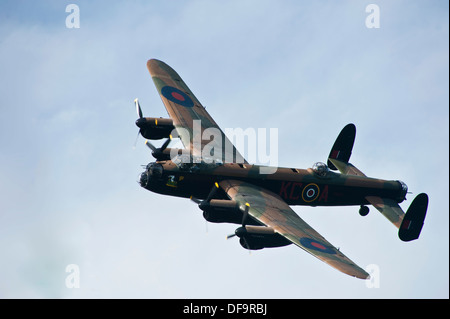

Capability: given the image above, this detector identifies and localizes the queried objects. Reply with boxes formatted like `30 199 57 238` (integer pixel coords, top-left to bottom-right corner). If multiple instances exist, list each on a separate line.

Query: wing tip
147 58 162 73
342 267 370 280
349 265 371 280
356 272 371 280
147 58 182 81
326 258 370 280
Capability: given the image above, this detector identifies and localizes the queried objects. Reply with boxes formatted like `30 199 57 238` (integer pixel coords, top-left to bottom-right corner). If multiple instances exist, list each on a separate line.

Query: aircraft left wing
147 59 247 163
219 180 370 279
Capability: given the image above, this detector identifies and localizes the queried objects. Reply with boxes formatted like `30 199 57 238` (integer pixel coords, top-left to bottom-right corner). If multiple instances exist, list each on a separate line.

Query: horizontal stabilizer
366 196 405 228
328 159 366 177
398 193 428 242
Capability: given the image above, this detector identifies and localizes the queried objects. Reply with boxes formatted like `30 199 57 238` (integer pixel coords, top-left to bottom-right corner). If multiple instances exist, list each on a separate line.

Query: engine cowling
151 147 184 161
201 200 242 224
135 117 175 140
234 226 292 250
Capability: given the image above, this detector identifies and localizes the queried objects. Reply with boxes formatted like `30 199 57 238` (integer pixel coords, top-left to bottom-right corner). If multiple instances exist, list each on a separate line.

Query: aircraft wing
219 179 370 279
147 59 246 163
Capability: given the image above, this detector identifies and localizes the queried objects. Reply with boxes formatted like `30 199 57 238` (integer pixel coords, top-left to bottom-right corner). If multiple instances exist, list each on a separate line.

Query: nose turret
139 162 164 188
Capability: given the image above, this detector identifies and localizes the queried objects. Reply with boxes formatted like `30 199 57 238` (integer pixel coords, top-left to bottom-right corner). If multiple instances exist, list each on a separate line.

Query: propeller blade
205 182 219 203
192 182 220 213
134 98 143 118
241 236 250 250
160 135 172 151
145 140 157 152
226 233 236 240
133 130 140 148
190 196 202 204
241 203 250 227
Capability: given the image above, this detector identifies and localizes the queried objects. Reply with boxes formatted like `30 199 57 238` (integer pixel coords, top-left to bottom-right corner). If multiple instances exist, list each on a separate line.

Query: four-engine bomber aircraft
134 59 429 279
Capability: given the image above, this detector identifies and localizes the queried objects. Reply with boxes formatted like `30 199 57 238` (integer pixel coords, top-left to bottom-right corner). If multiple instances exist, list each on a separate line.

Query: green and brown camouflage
145 59 247 164
134 59 429 279
220 179 370 279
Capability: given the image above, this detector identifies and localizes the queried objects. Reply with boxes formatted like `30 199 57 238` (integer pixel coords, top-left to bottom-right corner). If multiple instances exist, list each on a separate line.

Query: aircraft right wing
147 59 247 164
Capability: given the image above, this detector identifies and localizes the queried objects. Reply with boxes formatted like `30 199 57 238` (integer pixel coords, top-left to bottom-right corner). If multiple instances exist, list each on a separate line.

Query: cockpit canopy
312 162 329 177
172 154 223 171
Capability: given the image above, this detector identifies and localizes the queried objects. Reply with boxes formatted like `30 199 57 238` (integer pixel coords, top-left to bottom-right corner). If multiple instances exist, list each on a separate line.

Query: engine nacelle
153 148 184 161
136 117 175 140
201 200 242 224
234 226 292 250
201 200 263 225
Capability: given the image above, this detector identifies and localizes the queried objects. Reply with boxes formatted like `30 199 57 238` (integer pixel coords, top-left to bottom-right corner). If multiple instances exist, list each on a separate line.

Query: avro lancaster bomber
134 59 429 279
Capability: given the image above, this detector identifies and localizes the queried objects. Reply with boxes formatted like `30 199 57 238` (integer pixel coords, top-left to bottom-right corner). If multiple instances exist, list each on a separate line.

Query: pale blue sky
0 0 448 298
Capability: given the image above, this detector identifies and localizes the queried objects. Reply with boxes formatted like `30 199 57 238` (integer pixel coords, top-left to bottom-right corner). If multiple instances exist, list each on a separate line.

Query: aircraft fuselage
139 159 407 207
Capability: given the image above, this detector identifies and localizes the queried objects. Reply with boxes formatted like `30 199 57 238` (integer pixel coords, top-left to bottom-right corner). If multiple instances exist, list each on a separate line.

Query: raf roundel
299 237 336 254
161 86 194 107
302 183 320 203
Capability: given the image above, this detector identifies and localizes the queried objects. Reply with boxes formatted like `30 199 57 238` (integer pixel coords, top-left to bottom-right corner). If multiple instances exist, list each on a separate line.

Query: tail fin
327 124 366 176
328 123 356 170
398 193 428 241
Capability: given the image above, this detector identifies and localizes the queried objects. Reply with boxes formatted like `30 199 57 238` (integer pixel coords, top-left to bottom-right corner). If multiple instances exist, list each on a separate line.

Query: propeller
226 203 250 239
145 135 172 160
133 98 144 147
134 98 173 160
190 182 219 209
